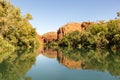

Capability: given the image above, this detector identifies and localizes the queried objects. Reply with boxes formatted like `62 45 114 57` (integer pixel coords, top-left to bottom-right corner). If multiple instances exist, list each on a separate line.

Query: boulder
57 23 82 40
42 32 57 43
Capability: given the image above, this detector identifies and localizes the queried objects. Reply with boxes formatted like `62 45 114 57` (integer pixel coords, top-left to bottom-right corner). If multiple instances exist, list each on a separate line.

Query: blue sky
11 0 120 35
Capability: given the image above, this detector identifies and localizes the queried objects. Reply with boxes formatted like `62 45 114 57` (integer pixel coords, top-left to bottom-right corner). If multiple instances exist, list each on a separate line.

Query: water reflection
1 47 119 80
43 48 57 58
0 49 37 80
57 49 83 69
40 47 120 77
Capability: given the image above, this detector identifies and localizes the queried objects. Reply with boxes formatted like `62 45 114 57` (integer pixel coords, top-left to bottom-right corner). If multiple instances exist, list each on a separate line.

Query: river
0 48 120 80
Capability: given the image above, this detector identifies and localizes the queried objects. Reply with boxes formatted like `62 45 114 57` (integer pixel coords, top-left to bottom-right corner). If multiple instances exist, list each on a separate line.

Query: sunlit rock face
42 32 57 43
57 50 83 69
57 22 93 40
57 23 82 40
37 22 93 43
37 34 44 44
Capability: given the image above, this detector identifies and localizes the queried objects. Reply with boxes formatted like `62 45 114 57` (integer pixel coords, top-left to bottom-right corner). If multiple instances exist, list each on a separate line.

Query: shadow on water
40 47 120 77
0 48 37 80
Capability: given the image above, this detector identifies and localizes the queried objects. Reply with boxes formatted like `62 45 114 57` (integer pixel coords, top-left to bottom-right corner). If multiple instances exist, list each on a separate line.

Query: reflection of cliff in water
42 48 57 58
40 47 120 76
0 49 37 80
57 49 83 69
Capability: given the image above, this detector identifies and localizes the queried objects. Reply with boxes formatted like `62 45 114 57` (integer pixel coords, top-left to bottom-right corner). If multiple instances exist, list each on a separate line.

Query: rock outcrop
81 22 93 30
37 34 44 44
42 32 57 43
37 22 93 44
57 22 92 40
57 23 82 40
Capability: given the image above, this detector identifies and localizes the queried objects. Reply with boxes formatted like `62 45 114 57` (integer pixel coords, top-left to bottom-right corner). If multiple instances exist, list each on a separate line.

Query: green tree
0 48 37 80
0 0 39 51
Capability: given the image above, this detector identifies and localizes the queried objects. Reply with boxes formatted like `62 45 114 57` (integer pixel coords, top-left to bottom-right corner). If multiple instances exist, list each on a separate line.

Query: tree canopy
0 0 39 52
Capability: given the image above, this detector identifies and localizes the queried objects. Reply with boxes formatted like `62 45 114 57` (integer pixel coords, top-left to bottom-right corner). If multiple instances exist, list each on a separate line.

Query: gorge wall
37 22 92 44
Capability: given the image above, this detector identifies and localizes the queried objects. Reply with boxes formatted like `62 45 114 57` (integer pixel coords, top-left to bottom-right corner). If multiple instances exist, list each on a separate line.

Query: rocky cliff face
81 22 93 30
42 32 57 43
37 22 92 44
57 23 82 40
37 34 44 44
57 22 92 40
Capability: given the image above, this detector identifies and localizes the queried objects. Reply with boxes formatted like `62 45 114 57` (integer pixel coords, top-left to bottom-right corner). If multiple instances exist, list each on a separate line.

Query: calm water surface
26 48 120 80
0 48 120 80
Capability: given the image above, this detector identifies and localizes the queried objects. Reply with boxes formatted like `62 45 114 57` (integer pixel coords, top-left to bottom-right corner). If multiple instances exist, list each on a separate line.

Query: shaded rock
42 32 57 43
81 22 93 30
57 23 82 40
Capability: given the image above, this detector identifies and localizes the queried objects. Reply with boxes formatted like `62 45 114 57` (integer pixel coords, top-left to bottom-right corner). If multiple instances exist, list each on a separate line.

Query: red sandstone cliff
57 23 82 40
42 32 57 43
37 22 92 44
81 22 93 30
37 34 44 44
57 22 92 40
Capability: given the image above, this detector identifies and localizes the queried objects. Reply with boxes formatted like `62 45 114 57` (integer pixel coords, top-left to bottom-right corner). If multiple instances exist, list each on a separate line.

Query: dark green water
0 48 120 80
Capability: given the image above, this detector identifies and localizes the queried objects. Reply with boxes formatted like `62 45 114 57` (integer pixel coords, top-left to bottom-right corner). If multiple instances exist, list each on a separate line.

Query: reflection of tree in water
57 48 83 69
57 48 120 76
37 47 120 76
0 49 37 80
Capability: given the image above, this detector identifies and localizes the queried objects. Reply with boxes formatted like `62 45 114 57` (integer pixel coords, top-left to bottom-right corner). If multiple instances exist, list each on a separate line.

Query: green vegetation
0 0 120 78
0 36 14 63
0 48 37 80
0 1 38 78
59 19 120 50
59 48 120 76
0 0 39 52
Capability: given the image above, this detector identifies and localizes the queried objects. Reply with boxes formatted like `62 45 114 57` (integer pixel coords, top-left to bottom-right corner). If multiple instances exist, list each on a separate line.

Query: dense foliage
0 0 39 52
0 36 14 63
59 19 120 50
0 49 37 80
0 1 39 79
59 48 120 76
